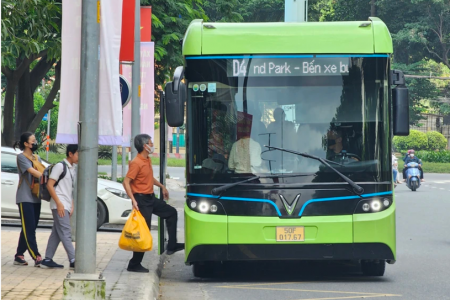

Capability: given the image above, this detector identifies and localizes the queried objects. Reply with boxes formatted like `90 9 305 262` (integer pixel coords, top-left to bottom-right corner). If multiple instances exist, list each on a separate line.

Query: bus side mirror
165 66 186 127
391 70 409 136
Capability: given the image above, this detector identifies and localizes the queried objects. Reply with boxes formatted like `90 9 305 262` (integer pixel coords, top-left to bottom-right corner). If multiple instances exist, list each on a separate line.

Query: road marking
216 286 398 296
293 295 402 300
218 282 303 288
439 188 445 190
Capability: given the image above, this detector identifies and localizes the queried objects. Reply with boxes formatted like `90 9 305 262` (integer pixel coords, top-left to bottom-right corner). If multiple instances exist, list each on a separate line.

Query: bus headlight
199 202 209 213
362 203 370 212
186 198 226 215
355 197 392 214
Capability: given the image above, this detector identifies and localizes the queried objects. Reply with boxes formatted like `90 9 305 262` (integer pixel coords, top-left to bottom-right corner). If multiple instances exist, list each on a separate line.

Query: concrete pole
130 0 141 159
285 0 308 22
75 0 100 275
111 145 117 181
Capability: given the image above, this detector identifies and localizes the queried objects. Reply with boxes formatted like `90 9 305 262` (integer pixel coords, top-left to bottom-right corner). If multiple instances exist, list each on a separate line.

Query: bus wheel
361 260 385 276
192 262 213 278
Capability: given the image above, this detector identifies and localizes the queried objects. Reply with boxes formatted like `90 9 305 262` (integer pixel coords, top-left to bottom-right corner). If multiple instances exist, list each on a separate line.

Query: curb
146 253 167 300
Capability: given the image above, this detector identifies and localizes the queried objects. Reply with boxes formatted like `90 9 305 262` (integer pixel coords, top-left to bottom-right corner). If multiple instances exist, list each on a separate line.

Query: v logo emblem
279 194 301 216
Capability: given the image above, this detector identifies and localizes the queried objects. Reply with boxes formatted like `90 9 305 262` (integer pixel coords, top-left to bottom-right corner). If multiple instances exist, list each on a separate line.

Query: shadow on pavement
189 260 391 283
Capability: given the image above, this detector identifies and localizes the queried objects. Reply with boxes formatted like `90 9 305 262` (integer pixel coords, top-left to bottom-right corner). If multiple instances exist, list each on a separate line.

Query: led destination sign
227 57 350 77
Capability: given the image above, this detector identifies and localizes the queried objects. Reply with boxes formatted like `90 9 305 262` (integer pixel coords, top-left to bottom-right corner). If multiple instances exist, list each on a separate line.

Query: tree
143 0 207 90
203 0 243 22
1 0 61 146
393 61 441 126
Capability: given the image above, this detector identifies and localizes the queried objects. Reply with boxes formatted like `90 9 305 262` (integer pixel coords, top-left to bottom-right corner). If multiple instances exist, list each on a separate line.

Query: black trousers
128 193 178 268
403 167 424 180
16 203 41 260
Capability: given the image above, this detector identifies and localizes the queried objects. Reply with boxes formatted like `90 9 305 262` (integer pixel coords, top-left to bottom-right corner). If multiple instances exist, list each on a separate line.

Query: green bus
162 17 409 277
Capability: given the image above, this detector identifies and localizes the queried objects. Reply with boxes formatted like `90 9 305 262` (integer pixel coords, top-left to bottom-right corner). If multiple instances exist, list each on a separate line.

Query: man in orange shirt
123 134 184 273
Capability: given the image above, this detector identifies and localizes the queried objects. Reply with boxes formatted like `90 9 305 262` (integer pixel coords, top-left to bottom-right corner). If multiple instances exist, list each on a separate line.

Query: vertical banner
119 0 135 61
122 42 155 146
140 7 152 42
57 0 123 145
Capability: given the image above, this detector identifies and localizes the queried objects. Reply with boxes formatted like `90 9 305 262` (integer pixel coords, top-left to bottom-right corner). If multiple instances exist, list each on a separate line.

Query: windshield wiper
211 174 314 196
265 145 364 195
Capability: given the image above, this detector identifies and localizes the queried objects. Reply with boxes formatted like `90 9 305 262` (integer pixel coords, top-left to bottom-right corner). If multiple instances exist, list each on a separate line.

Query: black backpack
39 162 67 201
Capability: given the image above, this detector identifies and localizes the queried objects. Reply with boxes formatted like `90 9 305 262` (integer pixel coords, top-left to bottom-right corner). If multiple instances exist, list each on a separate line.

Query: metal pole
111 145 117 181
285 0 308 22
158 91 166 255
122 147 126 177
176 127 180 154
131 0 141 159
75 0 100 274
46 109 51 161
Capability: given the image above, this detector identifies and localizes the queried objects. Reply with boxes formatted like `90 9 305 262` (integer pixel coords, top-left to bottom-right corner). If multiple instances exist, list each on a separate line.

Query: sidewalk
1 228 164 300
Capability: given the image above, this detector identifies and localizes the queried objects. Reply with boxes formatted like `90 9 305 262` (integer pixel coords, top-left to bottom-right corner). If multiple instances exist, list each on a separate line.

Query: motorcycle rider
403 150 424 182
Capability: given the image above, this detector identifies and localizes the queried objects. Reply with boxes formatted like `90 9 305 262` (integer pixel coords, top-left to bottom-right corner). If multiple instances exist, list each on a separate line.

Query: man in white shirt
41 144 78 269
228 137 262 173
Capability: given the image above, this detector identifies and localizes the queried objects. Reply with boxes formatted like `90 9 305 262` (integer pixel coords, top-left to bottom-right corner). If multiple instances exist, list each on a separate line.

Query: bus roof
182 17 392 56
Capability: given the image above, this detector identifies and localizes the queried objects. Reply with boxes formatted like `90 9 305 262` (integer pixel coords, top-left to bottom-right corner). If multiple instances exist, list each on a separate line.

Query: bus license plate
276 227 305 242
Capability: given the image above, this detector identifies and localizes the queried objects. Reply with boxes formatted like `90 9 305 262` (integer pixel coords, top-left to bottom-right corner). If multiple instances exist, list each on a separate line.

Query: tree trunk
28 61 61 133
14 68 36 141
2 80 18 147
371 0 376 17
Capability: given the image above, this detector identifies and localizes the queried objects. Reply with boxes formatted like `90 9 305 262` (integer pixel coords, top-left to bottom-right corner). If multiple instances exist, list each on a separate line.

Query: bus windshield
186 56 391 184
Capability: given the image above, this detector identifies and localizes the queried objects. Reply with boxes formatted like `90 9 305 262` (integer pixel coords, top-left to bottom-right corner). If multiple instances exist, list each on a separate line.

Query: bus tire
361 260 385 276
192 262 213 278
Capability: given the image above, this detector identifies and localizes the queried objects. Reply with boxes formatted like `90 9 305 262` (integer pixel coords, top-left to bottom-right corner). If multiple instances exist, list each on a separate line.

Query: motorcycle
405 162 421 191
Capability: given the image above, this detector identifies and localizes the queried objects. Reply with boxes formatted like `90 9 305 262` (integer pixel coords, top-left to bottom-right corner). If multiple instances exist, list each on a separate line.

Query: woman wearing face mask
12 132 45 267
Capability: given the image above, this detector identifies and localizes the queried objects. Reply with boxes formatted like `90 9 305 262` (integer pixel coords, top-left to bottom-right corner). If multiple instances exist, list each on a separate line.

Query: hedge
426 131 448 151
393 130 428 151
415 150 450 163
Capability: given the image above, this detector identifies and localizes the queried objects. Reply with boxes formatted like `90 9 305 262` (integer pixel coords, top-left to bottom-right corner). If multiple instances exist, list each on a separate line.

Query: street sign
120 75 131 108
43 113 48 121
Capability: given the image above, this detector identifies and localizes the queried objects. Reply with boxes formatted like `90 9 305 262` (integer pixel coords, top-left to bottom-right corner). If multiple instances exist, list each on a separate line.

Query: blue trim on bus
185 54 389 60
187 192 282 215
315 54 389 58
297 191 393 216
186 191 393 217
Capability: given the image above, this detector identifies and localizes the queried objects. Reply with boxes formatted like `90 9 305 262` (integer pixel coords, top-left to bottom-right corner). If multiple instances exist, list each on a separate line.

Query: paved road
160 173 450 300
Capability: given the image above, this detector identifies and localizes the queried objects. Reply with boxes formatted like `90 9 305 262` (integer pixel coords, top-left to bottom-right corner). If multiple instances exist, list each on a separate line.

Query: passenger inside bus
228 112 262 173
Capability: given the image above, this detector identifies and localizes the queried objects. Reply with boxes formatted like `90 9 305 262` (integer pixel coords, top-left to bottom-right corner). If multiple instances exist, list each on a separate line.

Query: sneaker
34 256 43 268
166 243 185 255
13 256 28 266
41 259 64 269
70 261 75 270
127 264 149 273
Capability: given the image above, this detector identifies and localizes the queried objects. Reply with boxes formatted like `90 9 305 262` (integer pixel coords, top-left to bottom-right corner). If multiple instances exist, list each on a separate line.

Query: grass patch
151 157 186 167
420 162 450 173
41 151 185 167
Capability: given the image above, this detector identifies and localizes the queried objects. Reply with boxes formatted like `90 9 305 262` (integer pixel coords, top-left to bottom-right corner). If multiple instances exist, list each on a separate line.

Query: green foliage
415 150 450 163
426 131 448 151
204 0 243 22
98 146 113 160
33 84 60 140
98 176 125 183
141 0 207 90
1 0 61 68
392 61 441 126
421 162 450 173
393 130 428 151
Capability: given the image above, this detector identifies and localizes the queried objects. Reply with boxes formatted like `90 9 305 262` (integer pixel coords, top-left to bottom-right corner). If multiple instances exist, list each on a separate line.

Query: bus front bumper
184 203 396 264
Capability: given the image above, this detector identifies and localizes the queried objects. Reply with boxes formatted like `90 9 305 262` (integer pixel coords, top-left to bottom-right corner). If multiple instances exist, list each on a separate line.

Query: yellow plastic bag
119 210 152 252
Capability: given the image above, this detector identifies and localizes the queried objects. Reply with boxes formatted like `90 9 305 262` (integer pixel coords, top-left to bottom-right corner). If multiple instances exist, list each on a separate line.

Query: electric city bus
162 17 410 277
